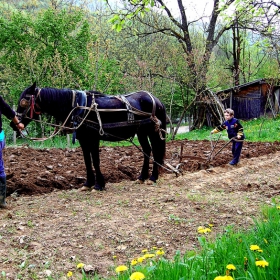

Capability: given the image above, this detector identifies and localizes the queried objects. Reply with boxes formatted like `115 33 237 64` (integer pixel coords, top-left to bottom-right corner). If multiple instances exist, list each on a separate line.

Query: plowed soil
1 139 280 279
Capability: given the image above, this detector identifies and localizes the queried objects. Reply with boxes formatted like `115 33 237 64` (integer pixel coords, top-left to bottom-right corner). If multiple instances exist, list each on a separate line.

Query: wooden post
13 105 16 145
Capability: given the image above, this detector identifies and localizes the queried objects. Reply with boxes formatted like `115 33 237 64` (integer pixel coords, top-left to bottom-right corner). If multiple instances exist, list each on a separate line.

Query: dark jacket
0 96 16 132
214 118 244 139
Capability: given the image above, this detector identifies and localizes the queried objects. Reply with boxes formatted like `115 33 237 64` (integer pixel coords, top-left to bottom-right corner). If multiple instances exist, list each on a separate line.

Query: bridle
18 88 42 121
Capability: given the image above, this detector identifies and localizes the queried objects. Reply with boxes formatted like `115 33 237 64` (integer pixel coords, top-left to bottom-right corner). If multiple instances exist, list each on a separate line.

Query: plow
165 135 244 175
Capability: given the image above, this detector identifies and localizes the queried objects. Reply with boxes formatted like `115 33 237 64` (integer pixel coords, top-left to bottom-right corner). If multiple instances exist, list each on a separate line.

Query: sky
151 0 214 20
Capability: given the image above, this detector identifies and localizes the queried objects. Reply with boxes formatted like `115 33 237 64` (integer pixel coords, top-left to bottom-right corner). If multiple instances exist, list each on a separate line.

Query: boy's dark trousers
231 140 243 164
0 176 6 207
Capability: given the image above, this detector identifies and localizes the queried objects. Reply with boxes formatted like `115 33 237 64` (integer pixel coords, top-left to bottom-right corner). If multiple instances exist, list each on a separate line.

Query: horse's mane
40 88 73 120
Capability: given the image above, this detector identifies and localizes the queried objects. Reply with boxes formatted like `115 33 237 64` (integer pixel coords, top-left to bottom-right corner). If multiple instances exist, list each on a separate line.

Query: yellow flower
67 271 73 278
130 271 145 280
77 263 85 269
113 255 117 259
257 249 263 253
250 245 260 251
152 246 158 250
131 259 138 266
137 257 145 263
156 249 165 255
277 205 280 209
256 260 269 267
198 227 211 234
197 226 204 231
144 253 155 259
214 276 225 280
226 264 236 270
214 276 233 280
141 249 148 253
115 265 128 273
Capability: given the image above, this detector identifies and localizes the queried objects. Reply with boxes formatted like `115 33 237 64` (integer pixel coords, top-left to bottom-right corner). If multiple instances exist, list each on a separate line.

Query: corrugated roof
216 78 280 94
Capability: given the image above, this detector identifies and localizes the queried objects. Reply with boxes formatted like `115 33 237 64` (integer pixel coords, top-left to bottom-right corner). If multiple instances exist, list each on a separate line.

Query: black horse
11 82 166 190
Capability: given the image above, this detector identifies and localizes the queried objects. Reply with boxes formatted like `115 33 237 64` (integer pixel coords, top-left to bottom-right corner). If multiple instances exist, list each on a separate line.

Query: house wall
222 83 277 120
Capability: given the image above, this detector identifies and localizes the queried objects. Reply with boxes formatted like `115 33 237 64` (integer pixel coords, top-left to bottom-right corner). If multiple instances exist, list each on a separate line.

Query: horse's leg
79 138 95 188
149 131 165 182
137 130 152 182
90 140 105 191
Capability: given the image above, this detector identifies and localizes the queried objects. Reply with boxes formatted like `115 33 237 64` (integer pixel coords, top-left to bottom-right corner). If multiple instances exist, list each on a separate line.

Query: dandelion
131 259 138 266
137 257 145 263
67 271 73 278
208 223 214 228
115 265 128 273
226 264 236 270
197 226 204 232
141 249 148 253
214 276 233 280
156 249 165 255
250 245 261 251
113 255 117 259
257 249 263 253
144 253 155 259
77 263 85 269
277 205 280 209
130 271 145 280
198 227 211 234
152 246 158 250
256 260 269 267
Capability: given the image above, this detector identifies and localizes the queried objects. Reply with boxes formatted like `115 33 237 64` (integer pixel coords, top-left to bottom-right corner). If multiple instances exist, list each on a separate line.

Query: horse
11 82 166 191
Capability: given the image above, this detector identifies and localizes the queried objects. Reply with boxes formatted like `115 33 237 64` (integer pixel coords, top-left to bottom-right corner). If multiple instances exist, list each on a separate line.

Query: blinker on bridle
19 91 41 119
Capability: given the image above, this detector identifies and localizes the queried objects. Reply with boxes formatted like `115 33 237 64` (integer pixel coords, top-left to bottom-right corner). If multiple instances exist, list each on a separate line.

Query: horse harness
72 90 163 136
19 88 164 139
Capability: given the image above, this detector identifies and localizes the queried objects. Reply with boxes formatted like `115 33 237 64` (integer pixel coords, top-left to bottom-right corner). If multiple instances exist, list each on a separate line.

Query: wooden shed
216 79 280 120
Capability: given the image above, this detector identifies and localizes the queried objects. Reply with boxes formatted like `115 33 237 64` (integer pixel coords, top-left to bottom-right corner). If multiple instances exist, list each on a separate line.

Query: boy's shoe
229 161 238 165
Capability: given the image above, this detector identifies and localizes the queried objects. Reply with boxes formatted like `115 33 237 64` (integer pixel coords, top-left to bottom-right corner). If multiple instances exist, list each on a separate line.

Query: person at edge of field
211 108 245 166
0 96 24 209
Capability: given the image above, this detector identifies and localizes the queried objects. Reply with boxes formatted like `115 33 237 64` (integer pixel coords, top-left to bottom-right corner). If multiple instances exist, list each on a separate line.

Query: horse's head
10 82 41 131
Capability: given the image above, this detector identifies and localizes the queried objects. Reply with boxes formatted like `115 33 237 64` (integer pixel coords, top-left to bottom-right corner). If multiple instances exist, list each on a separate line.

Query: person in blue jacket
211 108 245 165
0 96 24 208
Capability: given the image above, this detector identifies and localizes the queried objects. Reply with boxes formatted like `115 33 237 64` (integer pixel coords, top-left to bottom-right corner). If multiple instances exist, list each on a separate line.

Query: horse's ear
28 81 37 94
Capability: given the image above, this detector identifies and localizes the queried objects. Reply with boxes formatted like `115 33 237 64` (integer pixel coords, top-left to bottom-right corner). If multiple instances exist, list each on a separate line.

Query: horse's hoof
78 186 91 192
91 185 105 192
135 179 145 184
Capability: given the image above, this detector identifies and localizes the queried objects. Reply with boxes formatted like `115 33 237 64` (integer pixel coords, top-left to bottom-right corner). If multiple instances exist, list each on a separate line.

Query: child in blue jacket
211 108 245 165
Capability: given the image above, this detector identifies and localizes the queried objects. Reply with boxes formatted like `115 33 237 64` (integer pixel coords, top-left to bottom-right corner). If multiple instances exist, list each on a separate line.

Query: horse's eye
20 99 30 108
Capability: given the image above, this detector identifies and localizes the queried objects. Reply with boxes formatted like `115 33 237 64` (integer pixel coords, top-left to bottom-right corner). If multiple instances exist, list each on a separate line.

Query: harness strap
90 94 104 136
143 91 156 117
119 95 135 122
72 90 76 108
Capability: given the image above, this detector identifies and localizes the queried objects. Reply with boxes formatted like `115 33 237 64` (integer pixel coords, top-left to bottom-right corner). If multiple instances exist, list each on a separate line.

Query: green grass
176 116 280 142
